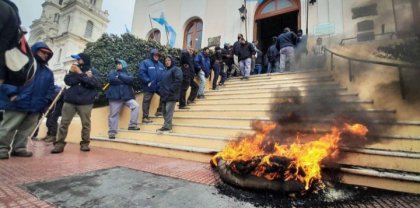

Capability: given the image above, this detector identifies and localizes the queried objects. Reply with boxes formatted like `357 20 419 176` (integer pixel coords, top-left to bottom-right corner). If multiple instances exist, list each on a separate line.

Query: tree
84 33 181 92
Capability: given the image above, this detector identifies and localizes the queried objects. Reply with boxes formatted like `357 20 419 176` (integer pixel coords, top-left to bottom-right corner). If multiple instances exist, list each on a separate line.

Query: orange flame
211 121 368 190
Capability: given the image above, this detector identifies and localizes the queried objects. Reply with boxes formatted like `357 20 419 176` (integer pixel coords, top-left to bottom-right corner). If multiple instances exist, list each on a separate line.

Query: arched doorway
254 0 300 53
147 29 161 43
183 18 203 49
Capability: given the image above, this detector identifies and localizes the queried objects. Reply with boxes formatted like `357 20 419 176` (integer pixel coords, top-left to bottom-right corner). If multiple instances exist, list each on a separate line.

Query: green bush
83 33 181 107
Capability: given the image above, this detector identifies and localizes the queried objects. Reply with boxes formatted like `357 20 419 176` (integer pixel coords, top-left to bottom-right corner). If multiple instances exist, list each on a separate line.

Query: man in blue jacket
276 27 298 72
139 49 165 123
106 59 140 139
194 47 210 99
51 53 99 154
0 41 55 159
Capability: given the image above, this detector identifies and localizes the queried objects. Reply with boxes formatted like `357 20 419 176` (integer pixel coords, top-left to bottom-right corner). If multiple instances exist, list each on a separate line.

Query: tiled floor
0 141 216 208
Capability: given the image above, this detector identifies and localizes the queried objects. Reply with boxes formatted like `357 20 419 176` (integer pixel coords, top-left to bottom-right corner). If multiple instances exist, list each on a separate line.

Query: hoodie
159 56 183 102
105 59 135 101
0 41 55 112
63 52 99 105
138 48 165 93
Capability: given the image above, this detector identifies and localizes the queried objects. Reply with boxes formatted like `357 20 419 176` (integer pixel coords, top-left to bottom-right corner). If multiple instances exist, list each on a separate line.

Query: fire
211 121 368 190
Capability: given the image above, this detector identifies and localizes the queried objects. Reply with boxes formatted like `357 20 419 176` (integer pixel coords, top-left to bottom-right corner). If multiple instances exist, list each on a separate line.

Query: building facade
29 0 109 85
132 0 418 52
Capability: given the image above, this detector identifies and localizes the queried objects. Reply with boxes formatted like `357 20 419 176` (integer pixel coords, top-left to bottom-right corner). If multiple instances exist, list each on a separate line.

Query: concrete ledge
92 137 219 154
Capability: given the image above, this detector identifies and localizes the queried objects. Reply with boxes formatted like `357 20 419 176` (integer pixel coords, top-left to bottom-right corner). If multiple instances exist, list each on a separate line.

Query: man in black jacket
0 0 21 83
236 38 255 80
266 37 280 74
51 53 99 154
276 27 298 72
179 48 195 109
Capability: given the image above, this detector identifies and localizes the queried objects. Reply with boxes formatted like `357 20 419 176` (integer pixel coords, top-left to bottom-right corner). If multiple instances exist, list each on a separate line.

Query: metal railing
340 32 396 45
324 47 419 99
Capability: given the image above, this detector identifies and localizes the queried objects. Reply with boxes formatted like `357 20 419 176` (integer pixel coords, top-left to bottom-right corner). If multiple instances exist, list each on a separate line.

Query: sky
11 0 136 35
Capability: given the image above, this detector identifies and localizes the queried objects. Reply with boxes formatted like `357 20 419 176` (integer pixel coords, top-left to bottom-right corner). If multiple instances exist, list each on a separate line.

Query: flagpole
148 14 154 30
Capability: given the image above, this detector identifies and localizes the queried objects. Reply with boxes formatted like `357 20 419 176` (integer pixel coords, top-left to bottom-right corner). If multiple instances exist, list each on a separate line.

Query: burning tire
215 159 305 193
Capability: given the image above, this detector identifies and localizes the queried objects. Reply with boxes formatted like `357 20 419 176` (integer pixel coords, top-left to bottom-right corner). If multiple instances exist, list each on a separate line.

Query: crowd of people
0 0 326 159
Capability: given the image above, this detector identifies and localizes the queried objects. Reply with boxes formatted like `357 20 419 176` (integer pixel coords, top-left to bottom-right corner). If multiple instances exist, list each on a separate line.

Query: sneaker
109 135 116 140
142 117 153 123
155 112 163 117
80 145 90 152
244 77 250 80
44 135 56 143
11 150 33 157
240 77 245 80
51 144 65 154
179 106 190 110
128 126 140 131
0 153 9 160
187 100 195 105
156 127 172 133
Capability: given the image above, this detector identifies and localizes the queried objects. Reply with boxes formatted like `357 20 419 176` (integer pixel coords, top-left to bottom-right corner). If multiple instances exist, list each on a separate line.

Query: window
183 19 203 49
53 13 60 23
90 0 96 6
66 16 71 32
84 20 94 38
57 48 62 63
261 0 294 14
59 0 64 5
147 29 161 43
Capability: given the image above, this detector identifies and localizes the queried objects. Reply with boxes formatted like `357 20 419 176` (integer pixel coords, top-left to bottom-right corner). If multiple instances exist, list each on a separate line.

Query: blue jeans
239 58 252 78
198 70 206 96
254 64 262 74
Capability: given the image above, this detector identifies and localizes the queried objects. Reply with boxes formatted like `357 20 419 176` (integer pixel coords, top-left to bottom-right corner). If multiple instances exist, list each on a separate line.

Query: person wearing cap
138 48 165 124
51 53 99 154
157 56 183 133
106 59 140 139
0 41 55 159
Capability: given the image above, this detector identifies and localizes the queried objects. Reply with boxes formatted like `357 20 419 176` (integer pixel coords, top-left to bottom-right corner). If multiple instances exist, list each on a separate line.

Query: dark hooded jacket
180 49 194 80
159 56 183 102
222 43 234 66
236 41 256 61
276 31 298 50
0 0 21 80
63 53 99 105
138 48 165 93
105 59 135 101
0 42 55 112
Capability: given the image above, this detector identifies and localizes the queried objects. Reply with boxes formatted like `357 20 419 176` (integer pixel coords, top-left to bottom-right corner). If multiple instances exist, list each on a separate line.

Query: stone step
226 70 331 83
207 82 341 93
172 109 396 118
224 76 334 87
203 92 359 100
339 167 420 194
221 77 335 88
192 99 374 107
90 137 216 163
204 87 348 96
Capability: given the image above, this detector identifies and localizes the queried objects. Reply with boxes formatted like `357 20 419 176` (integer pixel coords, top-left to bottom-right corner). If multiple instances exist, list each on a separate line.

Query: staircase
90 69 420 194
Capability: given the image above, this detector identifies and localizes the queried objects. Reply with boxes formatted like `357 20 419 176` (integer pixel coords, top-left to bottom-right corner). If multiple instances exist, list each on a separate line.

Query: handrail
324 47 420 99
324 47 419 69
340 32 396 45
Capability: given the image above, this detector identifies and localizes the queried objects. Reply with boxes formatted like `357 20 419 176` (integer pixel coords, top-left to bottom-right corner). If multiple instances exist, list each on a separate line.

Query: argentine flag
152 14 177 48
